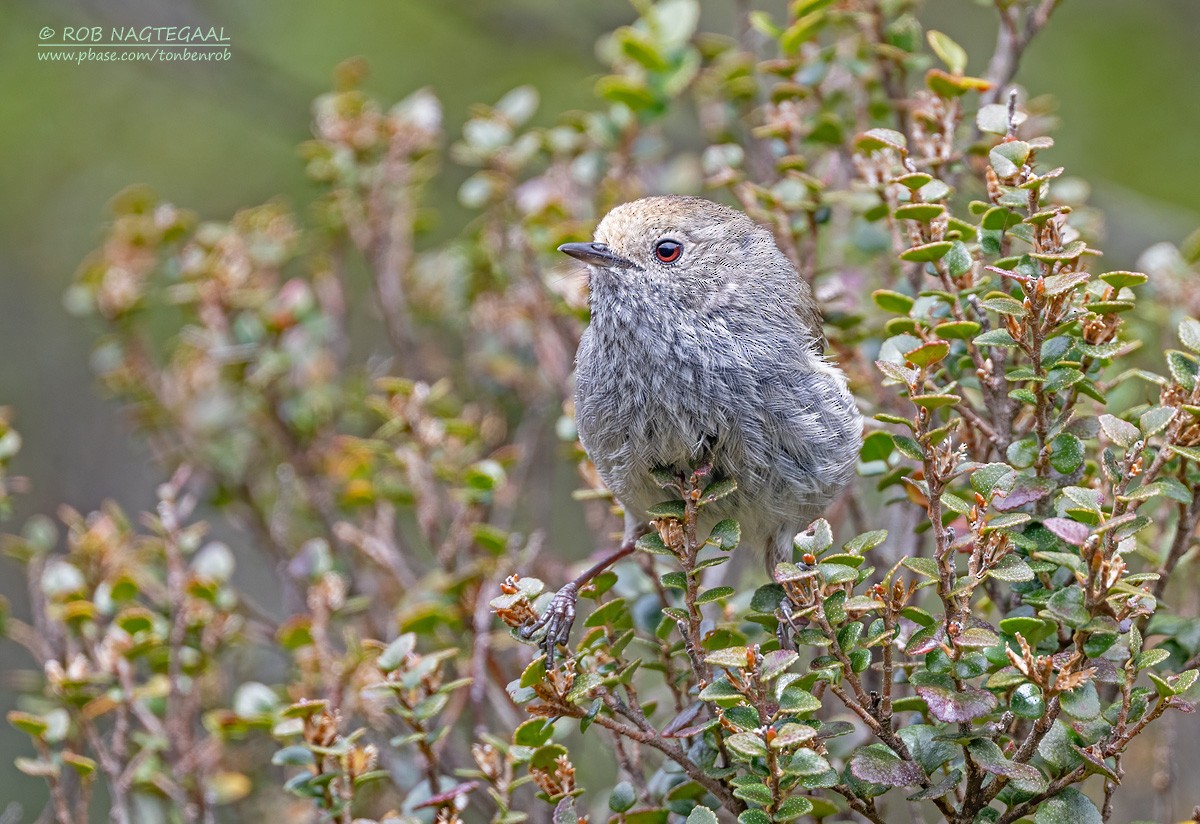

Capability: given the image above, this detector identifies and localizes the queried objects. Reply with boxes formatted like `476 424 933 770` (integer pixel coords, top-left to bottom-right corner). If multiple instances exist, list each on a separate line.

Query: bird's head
558 195 805 315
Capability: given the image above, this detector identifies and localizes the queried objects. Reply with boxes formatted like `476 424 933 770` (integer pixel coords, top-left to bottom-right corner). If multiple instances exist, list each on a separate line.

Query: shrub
5 1 1200 822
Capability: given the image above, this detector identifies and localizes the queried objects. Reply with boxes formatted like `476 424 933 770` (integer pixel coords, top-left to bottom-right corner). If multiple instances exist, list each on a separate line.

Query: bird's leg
768 533 807 650
776 595 800 651
520 526 646 663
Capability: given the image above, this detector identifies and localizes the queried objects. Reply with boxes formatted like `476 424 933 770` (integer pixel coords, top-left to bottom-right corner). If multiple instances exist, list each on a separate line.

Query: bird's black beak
557 242 634 269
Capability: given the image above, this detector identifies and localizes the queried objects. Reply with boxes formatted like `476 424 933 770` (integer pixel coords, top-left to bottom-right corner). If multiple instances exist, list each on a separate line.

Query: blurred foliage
4 0 1200 823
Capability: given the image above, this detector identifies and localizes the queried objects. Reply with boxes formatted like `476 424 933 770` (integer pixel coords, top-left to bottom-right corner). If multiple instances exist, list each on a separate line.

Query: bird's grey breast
574 293 745 507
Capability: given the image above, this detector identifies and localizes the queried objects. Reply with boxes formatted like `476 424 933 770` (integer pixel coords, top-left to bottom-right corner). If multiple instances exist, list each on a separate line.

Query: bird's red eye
654 239 682 263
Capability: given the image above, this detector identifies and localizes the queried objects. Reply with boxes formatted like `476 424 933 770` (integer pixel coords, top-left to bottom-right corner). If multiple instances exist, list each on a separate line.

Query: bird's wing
793 279 827 355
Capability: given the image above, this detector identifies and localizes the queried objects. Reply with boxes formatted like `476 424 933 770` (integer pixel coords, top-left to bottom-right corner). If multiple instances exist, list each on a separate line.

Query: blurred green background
2 0 1198 818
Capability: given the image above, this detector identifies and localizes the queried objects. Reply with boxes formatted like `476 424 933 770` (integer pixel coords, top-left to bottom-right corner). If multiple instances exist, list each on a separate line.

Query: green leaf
900 242 953 263
783 749 830 777
1179 318 1200 353
974 328 1018 347
1034 787 1102 824
750 583 785 613
1045 367 1084 393
1099 270 1147 289
1042 271 1089 296
771 721 817 749
1062 485 1102 513
774 796 814 821
778 683 821 713
904 341 950 367
1011 683 1046 719
902 556 939 578
901 606 935 627
701 478 738 504
595 76 656 110
1139 405 1176 436
919 179 952 201
1060 682 1100 720
377 634 417 673
934 320 980 340
861 431 895 462
636 532 673 555
990 141 1030 177
565 672 602 703
696 586 735 605
1148 668 1198 697
877 359 919 385
926 30 967 74
894 203 946 222
1045 585 1089 628
999 616 1051 641
514 718 555 746
1049 433 1085 474
726 731 768 759
893 435 925 461
915 685 998 722
646 500 686 519
1121 478 1193 505
705 647 751 669
748 11 781 37
794 518 834 555
873 289 915 314
822 590 847 625
520 656 548 688
893 172 933 190
818 563 857 585
272 746 316 767
780 11 827 54
7 711 49 739
906 769 963 801
926 69 991 98
979 295 1026 316
843 529 888 554
686 808 719 824
972 463 1015 497
698 677 744 702
943 241 973 277
584 597 629 627
967 738 1047 792
988 553 1033 582
610 781 637 813
61 752 97 779
981 206 1023 230
706 518 741 551
761 649 799 680
977 103 1024 135
1043 518 1089 547
1135 648 1170 670
1098 414 1139 449
1006 435 1038 468
1168 444 1200 463
856 127 907 152
849 743 926 787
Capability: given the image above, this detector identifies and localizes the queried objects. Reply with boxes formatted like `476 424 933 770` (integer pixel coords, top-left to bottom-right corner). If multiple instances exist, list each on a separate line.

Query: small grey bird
523 195 861 654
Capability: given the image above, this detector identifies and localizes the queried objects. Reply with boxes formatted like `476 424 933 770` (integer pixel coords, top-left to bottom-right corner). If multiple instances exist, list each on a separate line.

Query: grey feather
571 196 863 571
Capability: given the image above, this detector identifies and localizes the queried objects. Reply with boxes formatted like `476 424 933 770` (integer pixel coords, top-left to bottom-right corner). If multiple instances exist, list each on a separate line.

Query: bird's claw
776 596 799 651
519 582 579 664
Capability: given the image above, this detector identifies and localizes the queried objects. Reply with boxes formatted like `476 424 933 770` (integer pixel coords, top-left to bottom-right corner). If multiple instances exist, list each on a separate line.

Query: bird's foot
776 595 800 651
519 582 579 665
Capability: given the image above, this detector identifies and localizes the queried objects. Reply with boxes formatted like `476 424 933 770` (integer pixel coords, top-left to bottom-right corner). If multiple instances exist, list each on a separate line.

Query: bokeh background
2 0 1198 817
